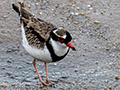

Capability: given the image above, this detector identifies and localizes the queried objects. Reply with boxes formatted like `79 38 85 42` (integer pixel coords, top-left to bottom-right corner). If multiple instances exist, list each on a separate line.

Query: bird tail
12 1 33 20
12 1 24 15
12 3 20 16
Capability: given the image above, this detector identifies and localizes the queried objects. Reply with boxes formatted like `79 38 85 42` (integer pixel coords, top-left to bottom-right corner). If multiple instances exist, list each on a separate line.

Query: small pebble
83 42 86 45
0 32 2 35
35 3 38 6
83 86 87 89
80 13 84 15
96 61 98 64
89 7 93 10
61 19 64 22
61 76 69 79
93 21 99 24
53 14 55 16
101 12 104 14
52 9 54 11
7 60 12 63
106 48 109 51
70 12 74 15
117 56 119 58
52 76 55 78
72 4 75 7
25 84 30 86
1 84 7 87
11 84 16 86
43 1 46 3
44 87 46 90
115 76 119 80
39 12 42 15
74 22 79 25
54 63 57 66
3 15 8 18
68 22 70 25
19 51 22 53
27 5 31 8
109 63 112 66
104 25 109 28
87 5 91 8
109 86 112 89
18 1 24 4
27 62 32 64
104 87 107 90
19 66 22 69
105 80 108 83
75 13 79 15
74 69 78 72
76 7 80 10
55 4 59 8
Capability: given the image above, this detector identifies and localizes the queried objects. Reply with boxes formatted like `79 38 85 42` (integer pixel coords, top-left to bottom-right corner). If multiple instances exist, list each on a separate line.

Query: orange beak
66 42 76 51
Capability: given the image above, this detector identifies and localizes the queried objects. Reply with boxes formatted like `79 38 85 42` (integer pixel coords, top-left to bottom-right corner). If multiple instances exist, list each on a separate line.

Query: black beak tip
72 47 76 51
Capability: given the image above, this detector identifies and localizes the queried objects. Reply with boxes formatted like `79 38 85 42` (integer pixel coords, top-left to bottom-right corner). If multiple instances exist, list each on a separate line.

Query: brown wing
22 16 57 48
12 4 57 48
20 7 57 41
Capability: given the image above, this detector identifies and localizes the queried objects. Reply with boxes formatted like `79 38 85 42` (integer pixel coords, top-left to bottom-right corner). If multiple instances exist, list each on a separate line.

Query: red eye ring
58 37 64 42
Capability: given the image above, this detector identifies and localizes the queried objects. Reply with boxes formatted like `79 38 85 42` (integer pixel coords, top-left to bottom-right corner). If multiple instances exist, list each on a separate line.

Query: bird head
51 29 76 51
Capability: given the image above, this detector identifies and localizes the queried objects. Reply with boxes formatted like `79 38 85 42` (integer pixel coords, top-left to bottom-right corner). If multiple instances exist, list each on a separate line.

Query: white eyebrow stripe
53 29 58 33
62 35 66 39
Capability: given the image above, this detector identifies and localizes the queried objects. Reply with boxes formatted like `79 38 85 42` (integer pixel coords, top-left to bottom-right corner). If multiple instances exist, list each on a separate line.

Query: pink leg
33 59 49 87
44 62 49 83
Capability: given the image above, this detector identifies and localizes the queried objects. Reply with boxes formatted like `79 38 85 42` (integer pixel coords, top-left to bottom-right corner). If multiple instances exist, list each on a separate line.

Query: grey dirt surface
0 0 120 90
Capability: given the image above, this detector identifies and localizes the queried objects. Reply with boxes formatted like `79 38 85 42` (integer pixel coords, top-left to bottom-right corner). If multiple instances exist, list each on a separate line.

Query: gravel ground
0 0 120 90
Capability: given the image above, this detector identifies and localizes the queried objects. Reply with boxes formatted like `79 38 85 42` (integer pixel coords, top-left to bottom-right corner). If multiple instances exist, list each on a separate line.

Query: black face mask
50 30 72 44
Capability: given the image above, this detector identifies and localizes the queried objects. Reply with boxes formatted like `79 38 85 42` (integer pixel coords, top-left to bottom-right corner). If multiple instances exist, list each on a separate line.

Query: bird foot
46 80 50 84
40 81 50 87
40 80 57 87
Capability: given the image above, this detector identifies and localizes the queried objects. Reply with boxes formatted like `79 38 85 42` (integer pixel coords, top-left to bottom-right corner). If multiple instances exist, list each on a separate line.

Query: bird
12 1 76 87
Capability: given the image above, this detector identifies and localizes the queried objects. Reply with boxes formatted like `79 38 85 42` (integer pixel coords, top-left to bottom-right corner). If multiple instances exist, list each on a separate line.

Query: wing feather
12 4 57 48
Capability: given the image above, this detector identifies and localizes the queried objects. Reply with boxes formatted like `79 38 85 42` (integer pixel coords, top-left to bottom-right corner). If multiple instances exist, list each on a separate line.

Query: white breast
21 23 52 63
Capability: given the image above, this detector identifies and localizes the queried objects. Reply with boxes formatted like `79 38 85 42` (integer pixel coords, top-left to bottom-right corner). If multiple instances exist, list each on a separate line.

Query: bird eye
58 37 64 42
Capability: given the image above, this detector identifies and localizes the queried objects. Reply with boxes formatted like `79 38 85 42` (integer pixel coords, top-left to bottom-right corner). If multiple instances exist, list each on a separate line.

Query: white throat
50 38 69 56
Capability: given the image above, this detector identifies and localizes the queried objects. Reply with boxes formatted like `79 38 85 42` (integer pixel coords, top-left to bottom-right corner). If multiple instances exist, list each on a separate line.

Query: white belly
21 23 52 63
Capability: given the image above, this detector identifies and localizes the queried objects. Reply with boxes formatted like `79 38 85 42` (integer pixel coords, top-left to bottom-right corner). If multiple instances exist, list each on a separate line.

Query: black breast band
46 35 70 62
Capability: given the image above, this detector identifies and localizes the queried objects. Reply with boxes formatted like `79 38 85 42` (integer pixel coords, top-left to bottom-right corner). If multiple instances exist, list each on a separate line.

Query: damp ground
0 0 120 90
